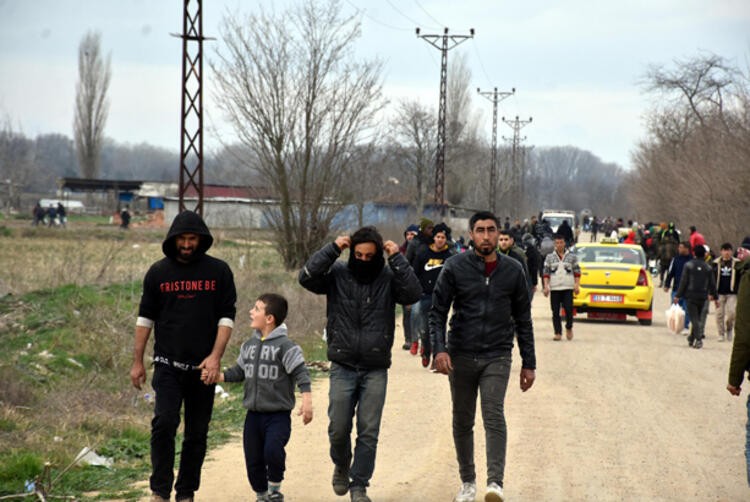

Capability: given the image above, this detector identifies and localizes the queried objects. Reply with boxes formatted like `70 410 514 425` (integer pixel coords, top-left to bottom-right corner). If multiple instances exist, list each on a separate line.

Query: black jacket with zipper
299 242 422 370
429 251 536 369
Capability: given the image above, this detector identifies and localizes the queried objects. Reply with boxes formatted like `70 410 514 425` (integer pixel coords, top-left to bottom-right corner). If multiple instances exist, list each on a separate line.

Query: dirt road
154 288 748 501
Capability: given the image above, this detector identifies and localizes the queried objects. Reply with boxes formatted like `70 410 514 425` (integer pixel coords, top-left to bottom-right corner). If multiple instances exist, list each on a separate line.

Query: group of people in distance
130 209 750 502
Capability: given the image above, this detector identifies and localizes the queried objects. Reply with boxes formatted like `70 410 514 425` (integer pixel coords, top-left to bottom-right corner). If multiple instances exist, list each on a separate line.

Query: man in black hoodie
130 211 237 502
299 226 421 502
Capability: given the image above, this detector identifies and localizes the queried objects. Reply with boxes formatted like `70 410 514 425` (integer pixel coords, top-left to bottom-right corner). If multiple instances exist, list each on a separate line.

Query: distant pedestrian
32 202 44 226
725 237 750 485
429 211 535 502
664 242 693 335
412 222 454 368
713 243 741 342
57 202 66 228
543 233 581 341
674 244 717 349
120 206 131 229
399 224 420 351
46 204 57 227
689 225 706 253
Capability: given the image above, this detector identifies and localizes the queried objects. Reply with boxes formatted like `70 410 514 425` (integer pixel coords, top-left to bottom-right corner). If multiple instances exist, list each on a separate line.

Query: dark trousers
550 289 574 334
328 363 388 489
150 364 215 499
449 354 512 487
243 410 292 493
686 299 708 342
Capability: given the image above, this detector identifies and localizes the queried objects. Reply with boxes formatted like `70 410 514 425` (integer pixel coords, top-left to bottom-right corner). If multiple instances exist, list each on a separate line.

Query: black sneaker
687 336 694 347
693 339 703 349
268 491 284 502
350 487 372 502
332 465 350 496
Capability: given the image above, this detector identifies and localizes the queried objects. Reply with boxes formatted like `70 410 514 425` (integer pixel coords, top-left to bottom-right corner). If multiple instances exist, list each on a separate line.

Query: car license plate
592 294 623 303
588 312 627 320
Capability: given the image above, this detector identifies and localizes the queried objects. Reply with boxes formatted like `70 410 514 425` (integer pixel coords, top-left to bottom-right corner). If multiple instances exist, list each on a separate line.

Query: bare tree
211 0 384 269
390 99 436 217
632 53 750 244
73 31 111 179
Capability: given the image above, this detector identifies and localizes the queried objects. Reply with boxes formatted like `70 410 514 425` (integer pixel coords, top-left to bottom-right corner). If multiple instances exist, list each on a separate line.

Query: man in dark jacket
664 241 693 335
130 211 237 502
675 244 717 349
429 211 536 502
726 237 750 485
299 226 421 502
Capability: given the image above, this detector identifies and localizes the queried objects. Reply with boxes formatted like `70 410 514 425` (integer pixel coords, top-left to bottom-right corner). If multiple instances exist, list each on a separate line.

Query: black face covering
348 253 385 284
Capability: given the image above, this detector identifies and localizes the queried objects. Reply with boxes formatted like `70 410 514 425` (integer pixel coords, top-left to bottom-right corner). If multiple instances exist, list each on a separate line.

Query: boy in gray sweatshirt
204 293 312 502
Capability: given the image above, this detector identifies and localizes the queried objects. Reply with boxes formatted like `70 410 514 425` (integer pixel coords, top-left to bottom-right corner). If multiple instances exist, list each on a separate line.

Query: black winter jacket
299 242 422 369
676 258 717 301
429 251 536 369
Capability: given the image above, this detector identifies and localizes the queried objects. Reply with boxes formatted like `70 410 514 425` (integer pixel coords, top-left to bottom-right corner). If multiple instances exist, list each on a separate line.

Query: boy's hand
298 392 313 425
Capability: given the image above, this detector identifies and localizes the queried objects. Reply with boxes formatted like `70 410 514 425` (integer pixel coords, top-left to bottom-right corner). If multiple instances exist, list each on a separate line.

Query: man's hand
298 392 313 425
727 384 741 396
573 285 580 296
334 236 351 251
543 285 550 297
434 352 453 375
663 287 669 293
130 360 146 390
520 368 535 392
383 240 400 257
198 354 221 385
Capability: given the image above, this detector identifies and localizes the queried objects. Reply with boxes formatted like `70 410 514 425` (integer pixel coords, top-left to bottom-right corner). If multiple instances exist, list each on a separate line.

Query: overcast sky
0 0 748 170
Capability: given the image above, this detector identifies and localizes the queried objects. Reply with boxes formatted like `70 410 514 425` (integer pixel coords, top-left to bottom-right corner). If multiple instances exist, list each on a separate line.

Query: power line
344 0 413 31
386 0 440 29
413 0 444 27
471 39 493 88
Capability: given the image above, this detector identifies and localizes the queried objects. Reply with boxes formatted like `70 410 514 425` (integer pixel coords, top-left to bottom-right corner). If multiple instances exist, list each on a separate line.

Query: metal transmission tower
502 115 532 212
477 86 514 213
174 0 211 215
416 27 474 215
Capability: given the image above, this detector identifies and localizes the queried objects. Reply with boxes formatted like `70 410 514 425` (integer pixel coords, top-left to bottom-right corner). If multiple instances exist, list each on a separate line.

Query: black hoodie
138 211 237 365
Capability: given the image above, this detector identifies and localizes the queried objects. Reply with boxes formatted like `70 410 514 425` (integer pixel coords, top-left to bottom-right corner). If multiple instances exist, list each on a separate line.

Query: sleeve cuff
136 316 154 329
218 317 235 328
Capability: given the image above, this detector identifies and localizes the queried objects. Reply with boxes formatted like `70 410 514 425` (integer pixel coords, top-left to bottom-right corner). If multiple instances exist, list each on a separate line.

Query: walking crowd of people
129 209 750 502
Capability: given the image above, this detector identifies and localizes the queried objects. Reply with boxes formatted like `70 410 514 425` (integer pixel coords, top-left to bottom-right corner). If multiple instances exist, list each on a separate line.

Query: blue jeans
328 363 388 489
449 354 512 487
670 290 690 329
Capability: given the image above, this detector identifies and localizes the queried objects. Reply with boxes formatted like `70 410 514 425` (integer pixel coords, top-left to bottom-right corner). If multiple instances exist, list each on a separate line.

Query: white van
540 209 575 233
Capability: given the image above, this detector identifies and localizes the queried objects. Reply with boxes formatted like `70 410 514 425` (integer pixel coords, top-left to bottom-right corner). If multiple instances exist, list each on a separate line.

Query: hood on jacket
162 210 213 259
252 322 288 341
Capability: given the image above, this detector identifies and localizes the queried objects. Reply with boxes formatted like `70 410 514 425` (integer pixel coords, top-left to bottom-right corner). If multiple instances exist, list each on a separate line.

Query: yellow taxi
571 238 654 325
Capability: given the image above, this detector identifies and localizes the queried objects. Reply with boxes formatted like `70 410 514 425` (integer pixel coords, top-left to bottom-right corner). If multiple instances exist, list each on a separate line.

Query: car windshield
545 216 572 230
575 246 645 265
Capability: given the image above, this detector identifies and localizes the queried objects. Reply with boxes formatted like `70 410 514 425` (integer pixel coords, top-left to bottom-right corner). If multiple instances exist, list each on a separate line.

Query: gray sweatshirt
223 323 311 412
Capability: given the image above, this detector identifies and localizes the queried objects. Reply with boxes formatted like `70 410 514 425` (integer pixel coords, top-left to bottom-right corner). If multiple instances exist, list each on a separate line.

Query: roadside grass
0 223 328 500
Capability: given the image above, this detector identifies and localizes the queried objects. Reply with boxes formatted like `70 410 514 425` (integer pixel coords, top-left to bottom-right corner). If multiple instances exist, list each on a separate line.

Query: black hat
433 222 451 239
741 236 750 250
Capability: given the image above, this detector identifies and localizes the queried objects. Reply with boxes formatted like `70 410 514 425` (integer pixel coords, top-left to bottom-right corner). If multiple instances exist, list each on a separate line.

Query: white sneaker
680 328 689 336
454 481 477 502
485 482 504 502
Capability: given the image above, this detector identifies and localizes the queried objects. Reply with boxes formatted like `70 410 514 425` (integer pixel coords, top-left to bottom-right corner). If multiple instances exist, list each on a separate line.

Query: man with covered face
299 226 421 502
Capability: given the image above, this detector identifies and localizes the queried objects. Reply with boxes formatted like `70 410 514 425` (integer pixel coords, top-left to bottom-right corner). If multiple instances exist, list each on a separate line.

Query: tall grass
0 222 329 499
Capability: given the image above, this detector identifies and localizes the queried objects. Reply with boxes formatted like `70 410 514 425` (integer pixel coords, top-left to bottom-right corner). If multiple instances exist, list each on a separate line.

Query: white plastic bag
666 303 685 334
